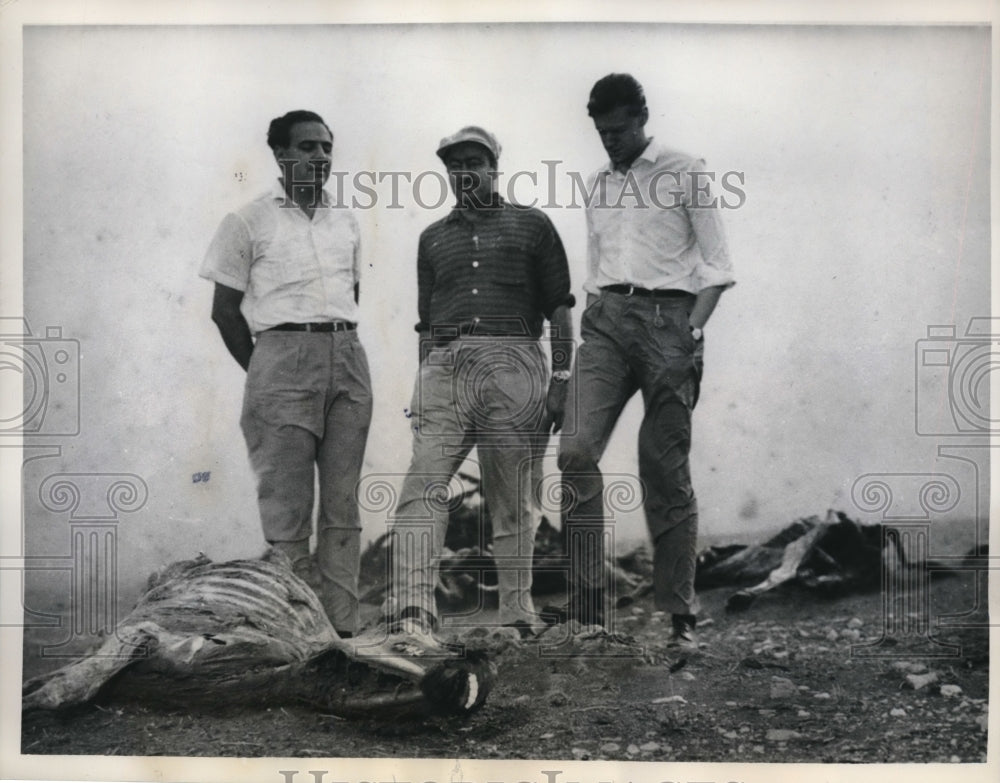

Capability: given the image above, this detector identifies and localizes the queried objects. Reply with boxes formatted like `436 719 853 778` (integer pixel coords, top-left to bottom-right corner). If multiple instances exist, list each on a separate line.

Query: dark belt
601 285 691 298
266 322 356 332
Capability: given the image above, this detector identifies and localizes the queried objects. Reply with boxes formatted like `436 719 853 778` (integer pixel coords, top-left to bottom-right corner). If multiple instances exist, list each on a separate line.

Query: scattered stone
890 708 907 717
626 744 640 755
770 676 798 699
814 692 832 700
797 710 810 718
940 684 963 698
905 672 939 690
826 629 839 641
651 611 666 619
976 714 988 731
766 729 801 742
513 695 531 705
725 701 738 707
846 617 864 629
723 731 739 739
640 741 661 752
631 607 645 615
540 732 555 740
571 748 590 760
841 629 862 642
679 671 697 681
798 628 811 638
891 661 928 674
651 695 687 705
699 618 715 628
600 742 620 753
950 756 961 763
753 745 765 754
548 690 569 707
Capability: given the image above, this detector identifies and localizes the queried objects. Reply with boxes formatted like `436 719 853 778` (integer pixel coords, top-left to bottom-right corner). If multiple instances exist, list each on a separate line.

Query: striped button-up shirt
416 198 574 340
584 141 735 295
200 181 361 333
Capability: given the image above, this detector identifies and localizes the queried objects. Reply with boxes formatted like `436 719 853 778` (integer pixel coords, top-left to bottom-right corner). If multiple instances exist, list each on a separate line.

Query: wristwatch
690 326 704 341
551 370 571 383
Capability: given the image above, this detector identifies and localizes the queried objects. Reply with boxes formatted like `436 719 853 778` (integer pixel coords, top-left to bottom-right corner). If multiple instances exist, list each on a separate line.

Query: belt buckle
305 323 318 332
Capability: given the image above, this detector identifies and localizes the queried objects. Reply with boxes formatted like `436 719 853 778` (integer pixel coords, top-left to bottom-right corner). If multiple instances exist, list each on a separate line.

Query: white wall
17 23 991 601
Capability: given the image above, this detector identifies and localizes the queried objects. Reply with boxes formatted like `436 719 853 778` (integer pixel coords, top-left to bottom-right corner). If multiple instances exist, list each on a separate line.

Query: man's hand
541 377 569 434
211 283 254 370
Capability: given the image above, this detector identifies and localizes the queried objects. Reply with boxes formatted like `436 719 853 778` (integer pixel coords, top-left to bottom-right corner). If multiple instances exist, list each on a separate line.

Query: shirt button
472 261 479 268
472 288 478 295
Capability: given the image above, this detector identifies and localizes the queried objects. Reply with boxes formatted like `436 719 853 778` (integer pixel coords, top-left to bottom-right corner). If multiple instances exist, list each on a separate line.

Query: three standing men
201 110 372 638
557 74 735 647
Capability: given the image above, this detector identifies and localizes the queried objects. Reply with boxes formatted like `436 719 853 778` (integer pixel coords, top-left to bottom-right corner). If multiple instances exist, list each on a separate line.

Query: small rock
976 714 988 731
540 732 555 739
950 756 961 763
766 729 801 742
548 690 569 707
826 629 839 641
626 744 640 755
841 629 861 642
846 617 864 629
725 701 738 707
639 741 661 752
770 676 798 699
940 684 963 698
890 708 907 717
651 611 666 618
891 661 928 674
753 745 765 754
513 695 531 705
797 710 810 718
905 672 939 690
699 617 715 628
723 731 739 739
679 671 696 681
571 748 590 760
631 606 645 615
600 742 620 753
652 695 687 705
814 692 832 700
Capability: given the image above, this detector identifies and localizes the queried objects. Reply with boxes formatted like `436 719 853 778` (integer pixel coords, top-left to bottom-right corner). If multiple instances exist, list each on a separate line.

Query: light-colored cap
436 125 501 162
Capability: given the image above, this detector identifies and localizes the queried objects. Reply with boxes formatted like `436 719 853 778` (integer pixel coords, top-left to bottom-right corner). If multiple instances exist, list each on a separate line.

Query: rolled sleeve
686 163 735 292
200 212 252 292
533 213 575 318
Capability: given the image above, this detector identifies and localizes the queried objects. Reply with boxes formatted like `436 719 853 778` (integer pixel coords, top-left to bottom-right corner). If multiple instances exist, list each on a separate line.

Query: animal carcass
22 550 494 718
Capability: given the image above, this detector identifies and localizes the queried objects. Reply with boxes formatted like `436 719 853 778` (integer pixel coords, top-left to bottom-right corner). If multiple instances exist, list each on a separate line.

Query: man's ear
638 106 649 127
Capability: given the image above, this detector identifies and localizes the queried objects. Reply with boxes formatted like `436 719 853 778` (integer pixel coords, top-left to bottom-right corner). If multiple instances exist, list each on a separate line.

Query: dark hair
267 110 332 150
586 73 646 117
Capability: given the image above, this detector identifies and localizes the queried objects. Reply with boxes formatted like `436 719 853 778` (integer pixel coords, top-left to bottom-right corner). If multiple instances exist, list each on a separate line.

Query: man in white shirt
200 110 372 637
556 75 735 648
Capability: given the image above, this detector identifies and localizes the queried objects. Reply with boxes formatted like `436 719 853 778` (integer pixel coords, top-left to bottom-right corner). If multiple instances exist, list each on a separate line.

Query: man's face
274 121 333 187
444 142 496 206
592 105 649 169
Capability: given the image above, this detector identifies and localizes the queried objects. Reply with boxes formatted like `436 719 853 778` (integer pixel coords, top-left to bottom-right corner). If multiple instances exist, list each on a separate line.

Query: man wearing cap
556 74 735 649
200 109 372 638
384 126 575 640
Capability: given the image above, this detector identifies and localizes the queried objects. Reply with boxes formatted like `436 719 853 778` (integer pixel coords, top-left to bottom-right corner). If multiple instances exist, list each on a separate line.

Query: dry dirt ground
19 569 989 763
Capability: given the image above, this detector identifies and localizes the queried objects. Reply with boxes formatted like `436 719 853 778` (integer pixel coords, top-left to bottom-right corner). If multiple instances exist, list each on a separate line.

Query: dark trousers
558 291 703 622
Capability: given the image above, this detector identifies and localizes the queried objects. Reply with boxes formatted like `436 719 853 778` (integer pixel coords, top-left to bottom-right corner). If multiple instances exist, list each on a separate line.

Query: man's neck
613 137 652 174
282 180 324 217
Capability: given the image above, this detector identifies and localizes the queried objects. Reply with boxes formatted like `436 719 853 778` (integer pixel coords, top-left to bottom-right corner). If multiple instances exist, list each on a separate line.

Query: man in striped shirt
385 126 575 640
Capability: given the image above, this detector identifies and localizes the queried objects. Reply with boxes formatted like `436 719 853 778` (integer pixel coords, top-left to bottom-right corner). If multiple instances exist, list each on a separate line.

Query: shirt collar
271 178 333 208
601 137 659 174
445 193 506 223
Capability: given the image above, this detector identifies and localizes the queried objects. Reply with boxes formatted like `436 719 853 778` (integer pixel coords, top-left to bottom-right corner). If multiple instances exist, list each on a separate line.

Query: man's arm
211 283 254 371
689 284 725 330
541 304 574 434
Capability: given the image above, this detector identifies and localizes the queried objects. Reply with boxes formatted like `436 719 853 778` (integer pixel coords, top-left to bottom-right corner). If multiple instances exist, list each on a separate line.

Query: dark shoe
667 614 698 650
